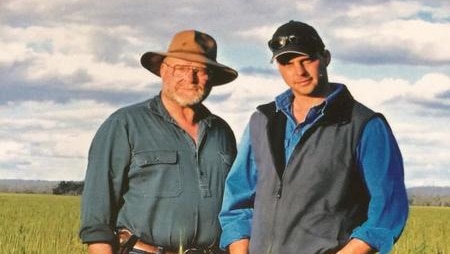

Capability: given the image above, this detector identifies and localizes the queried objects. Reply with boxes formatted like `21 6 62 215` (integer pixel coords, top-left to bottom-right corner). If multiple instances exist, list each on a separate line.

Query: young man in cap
219 21 408 254
80 30 238 254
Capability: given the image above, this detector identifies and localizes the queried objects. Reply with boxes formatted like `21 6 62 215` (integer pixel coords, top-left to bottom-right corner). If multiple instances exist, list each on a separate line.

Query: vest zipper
276 183 282 198
267 162 290 253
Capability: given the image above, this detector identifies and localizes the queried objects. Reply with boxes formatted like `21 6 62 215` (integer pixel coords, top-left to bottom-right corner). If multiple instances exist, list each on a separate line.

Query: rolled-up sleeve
219 125 258 249
351 116 409 254
79 115 131 244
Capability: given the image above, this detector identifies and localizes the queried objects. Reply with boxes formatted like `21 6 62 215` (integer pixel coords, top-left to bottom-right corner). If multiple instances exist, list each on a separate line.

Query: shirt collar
274 83 345 113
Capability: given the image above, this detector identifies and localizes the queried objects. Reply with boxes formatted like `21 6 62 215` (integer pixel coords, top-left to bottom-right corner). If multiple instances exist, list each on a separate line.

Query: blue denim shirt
80 95 237 249
219 84 408 253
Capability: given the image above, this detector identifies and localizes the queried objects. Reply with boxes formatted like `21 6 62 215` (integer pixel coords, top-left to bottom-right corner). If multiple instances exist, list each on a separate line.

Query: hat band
168 50 215 60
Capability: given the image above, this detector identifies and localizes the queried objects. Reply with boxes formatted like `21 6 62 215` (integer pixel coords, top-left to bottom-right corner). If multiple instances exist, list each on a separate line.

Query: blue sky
0 0 449 187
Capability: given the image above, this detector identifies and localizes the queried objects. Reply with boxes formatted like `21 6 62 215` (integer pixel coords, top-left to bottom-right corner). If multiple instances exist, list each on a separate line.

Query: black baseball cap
268 20 325 62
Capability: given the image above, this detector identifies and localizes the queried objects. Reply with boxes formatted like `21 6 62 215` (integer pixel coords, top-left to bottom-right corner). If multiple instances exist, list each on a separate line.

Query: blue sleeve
351 116 409 254
219 125 258 249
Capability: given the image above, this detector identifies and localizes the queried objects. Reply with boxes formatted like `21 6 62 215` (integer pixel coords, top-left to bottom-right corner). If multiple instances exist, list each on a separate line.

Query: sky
0 0 449 187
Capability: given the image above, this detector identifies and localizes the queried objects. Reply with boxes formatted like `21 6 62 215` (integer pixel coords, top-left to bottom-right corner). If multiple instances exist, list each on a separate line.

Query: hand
228 238 249 254
337 238 375 254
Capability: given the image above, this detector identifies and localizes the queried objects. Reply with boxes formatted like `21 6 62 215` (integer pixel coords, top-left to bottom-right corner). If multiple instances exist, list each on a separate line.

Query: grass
0 193 449 253
392 206 449 254
0 193 86 253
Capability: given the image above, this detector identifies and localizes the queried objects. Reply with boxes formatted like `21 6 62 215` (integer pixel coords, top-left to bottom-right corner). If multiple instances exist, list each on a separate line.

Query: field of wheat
392 206 449 254
0 193 86 253
0 193 448 253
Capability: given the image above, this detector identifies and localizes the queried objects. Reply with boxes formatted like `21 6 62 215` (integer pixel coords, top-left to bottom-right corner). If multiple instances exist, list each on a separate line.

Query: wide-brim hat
141 30 238 86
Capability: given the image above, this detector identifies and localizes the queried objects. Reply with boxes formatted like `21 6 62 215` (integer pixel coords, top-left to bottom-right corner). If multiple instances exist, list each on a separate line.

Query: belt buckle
184 248 216 254
183 248 207 254
156 246 165 254
183 248 198 254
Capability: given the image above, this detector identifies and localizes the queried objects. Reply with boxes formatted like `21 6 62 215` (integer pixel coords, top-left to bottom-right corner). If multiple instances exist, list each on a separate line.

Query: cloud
0 21 162 106
383 73 450 118
1 67 449 187
0 82 157 105
334 72 450 111
294 1 450 66
0 0 449 187
0 100 117 180
334 72 450 187
238 66 278 77
333 19 450 65
290 1 449 68
205 72 288 137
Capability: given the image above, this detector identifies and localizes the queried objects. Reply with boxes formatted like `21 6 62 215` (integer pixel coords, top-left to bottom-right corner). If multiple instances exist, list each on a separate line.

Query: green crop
0 193 448 253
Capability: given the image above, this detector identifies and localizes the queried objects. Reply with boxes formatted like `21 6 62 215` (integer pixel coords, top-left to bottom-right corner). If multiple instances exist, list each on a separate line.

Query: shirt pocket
132 150 182 198
218 151 233 170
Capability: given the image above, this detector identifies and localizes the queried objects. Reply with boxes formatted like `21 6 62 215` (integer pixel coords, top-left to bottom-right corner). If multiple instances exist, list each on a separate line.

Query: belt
118 229 224 254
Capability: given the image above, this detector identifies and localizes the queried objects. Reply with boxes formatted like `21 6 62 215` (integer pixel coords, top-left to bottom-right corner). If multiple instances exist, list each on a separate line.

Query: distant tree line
1 180 450 205
408 195 450 207
52 181 84 195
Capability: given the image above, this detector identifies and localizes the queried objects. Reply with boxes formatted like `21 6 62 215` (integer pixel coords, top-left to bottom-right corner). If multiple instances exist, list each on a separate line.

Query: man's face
160 57 212 107
277 52 329 98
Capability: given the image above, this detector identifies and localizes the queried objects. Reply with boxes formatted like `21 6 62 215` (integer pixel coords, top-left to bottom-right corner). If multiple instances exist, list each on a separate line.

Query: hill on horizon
407 186 450 197
0 179 59 194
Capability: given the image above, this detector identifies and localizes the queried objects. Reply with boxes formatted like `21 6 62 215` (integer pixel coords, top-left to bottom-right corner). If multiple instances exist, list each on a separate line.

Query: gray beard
164 88 210 107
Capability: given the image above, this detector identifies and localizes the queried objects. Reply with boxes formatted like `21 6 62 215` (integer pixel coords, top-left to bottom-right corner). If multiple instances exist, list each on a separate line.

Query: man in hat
219 21 408 254
80 30 238 254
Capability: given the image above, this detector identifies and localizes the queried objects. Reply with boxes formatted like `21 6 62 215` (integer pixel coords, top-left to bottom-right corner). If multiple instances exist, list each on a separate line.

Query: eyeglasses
163 62 210 78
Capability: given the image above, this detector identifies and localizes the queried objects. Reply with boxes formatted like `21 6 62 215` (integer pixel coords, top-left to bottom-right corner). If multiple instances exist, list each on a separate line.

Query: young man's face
160 57 212 107
277 52 330 98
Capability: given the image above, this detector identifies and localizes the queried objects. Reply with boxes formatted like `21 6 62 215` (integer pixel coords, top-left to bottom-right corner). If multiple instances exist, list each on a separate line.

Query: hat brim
141 51 238 86
270 43 313 63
